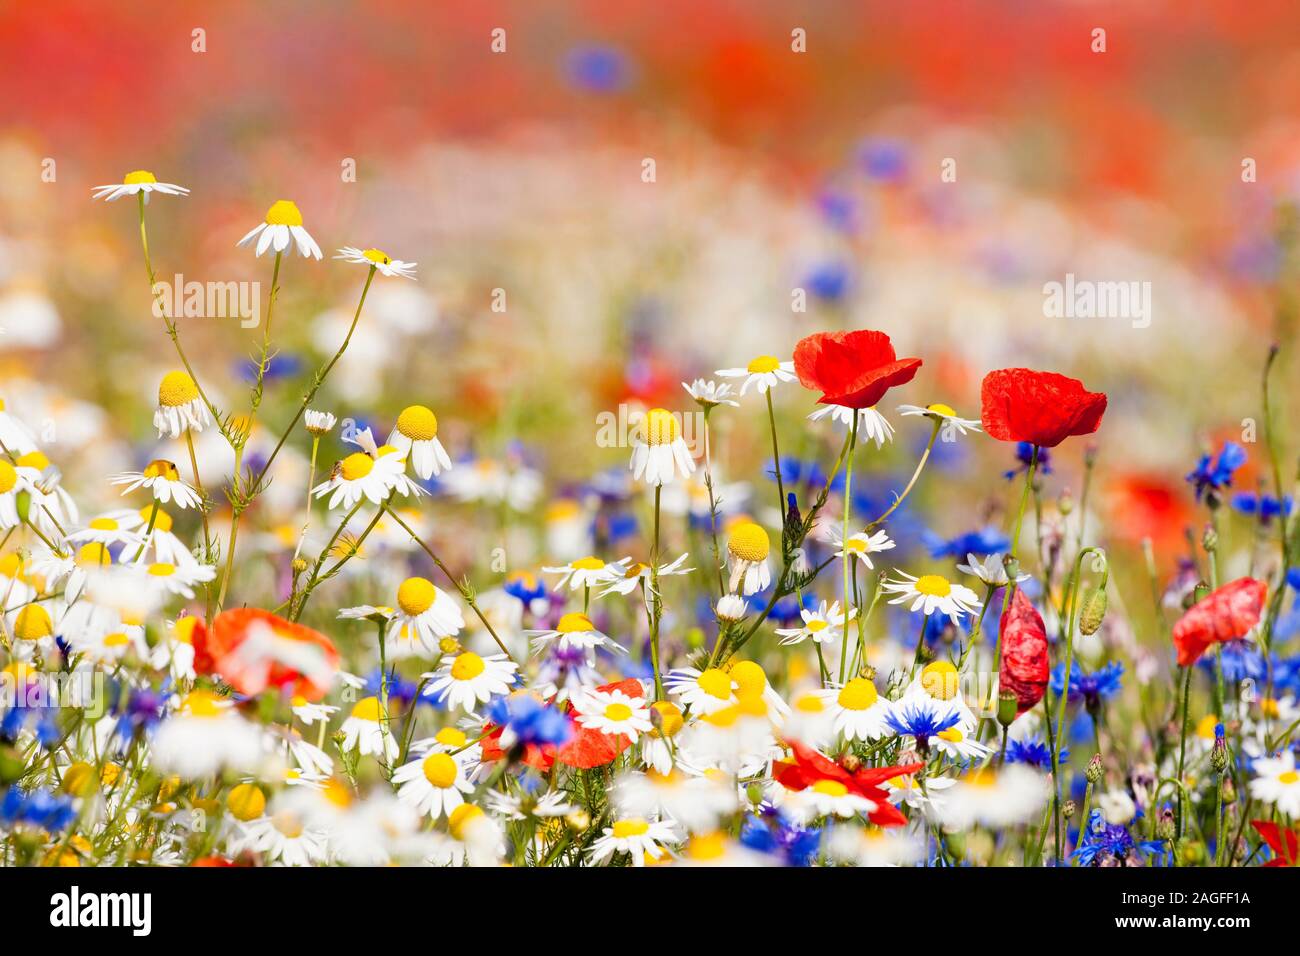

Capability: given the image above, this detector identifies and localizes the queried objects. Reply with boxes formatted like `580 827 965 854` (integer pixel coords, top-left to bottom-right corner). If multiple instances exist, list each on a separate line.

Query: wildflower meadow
1 3 1298 928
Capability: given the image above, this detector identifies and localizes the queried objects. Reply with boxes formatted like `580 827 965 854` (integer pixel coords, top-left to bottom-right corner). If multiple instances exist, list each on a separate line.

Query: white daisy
588 817 678 867
573 687 653 742
392 750 473 820
526 611 625 656
237 200 323 259
1249 750 1300 817
304 409 337 436
897 402 982 436
312 449 408 510
820 676 891 742
110 459 203 510
808 404 895 448
664 666 738 716
391 576 464 651
339 696 399 762
597 553 692 598
151 691 265 779
91 169 189 203
629 408 696 486
335 246 418 279
540 555 622 591
714 355 797 396
725 521 772 595
387 404 452 480
775 600 855 646
880 570 982 624
613 768 739 832
830 527 895 569
422 651 517 715
682 378 739 409
957 552 1030 588
153 371 210 438
131 560 217 600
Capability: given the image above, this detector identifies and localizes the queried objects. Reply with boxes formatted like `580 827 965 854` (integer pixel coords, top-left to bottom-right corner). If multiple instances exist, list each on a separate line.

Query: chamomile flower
664 666 737 716
339 696 399 763
630 408 696 486
423 651 517 715
825 825 926 867
821 676 891 742
935 765 1050 830
0 399 38 455
0 460 26 528
111 460 203 509
391 576 464 650
897 402 982 435
613 768 739 832
132 560 216 600
829 527 895 569
312 449 407 510
715 355 797 396
392 750 473 820
597 553 692 598
906 660 978 730
783 687 837 747
880 570 982 624
335 246 417 280
67 509 145 551
151 691 265 779
245 797 330 866
808 404 895 448
641 700 686 775
725 521 771 595
775 600 855 646
130 506 196 567
728 659 790 718
541 555 621 591
573 687 653 742
957 551 1030 588
588 816 678 867
237 200 323 259
91 170 189 202
484 788 575 821
682 378 739 409
1249 750 1300 817
304 409 337 436
153 371 210 438
150 614 201 680
290 696 337 727
526 611 625 656
387 405 452 480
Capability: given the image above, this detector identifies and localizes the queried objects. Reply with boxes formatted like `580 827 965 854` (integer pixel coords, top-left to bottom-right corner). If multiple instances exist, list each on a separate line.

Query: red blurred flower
793 330 921 409
1172 577 1267 667
773 739 922 827
480 678 645 771
1252 820 1299 867
980 368 1107 447
194 609 339 701
999 589 1049 715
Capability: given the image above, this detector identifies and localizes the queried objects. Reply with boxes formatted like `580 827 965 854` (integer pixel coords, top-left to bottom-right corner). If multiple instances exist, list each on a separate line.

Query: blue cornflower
740 808 822 866
1004 442 1052 480
365 669 437 709
238 352 302 383
856 137 909 182
1051 661 1124 708
564 44 632 93
1005 737 1067 770
803 261 852 303
0 787 78 832
926 527 1010 559
769 591 816 625
1185 442 1247 502
884 699 962 740
768 456 828 489
113 685 168 741
1231 492 1293 522
815 187 861 234
504 571 547 608
1196 639 1266 685
1071 808 1166 866
486 695 572 748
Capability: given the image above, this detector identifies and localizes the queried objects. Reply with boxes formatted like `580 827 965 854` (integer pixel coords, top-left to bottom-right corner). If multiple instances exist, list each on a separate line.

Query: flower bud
1210 738 1228 775
1086 753 1104 784
997 690 1019 728
1079 588 1108 635
14 490 30 523
1201 523 1218 553
1062 799 1076 820
1221 775 1237 805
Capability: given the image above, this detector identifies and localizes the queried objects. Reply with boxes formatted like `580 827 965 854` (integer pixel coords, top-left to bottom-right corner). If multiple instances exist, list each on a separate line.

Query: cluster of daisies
0 173 1297 870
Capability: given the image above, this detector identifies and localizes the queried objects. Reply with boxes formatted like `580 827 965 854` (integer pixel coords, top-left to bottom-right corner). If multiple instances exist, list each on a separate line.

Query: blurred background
1 0 1298 587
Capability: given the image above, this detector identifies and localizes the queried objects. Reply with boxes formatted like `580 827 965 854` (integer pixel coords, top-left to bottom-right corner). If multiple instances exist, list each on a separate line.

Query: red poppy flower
1172 577 1267 667
479 678 645 771
773 739 923 827
793 330 922 409
999 589 1049 715
195 608 339 701
479 724 556 773
980 368 1107 447
1252 820 1299 867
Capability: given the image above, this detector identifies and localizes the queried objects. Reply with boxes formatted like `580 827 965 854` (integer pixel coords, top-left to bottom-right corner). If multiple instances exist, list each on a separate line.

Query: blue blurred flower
486 695 572 748
1231 492 1293 522
1185 442 1246 502
1005 442 1051 480
740 808 821 866
803 261 852 303
1005 737 1066 769
856 137 908 182
565 45 632 93
1071 808 1166 866
1051 661 1124 707
0 787 77 832
926 527 1010 559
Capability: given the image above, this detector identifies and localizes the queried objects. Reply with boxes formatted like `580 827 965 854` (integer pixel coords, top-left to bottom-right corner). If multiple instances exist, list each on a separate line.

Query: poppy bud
998 589 1049 715
1079 588 1108 635
997 690 1019 728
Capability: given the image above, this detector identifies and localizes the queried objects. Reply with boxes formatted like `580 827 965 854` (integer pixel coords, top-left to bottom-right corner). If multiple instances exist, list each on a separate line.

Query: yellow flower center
612 818 649 839
13 605 53 641
687 832 727 860
173 615 199 644
396 404 439 441
147 563 176 577
422 753 459 789
927 403 957 417
16 450 49 470
450 651 485 681
0 461 16 495
103 632 130 648
936 728 964 743
556 612 595 634
350 696 383 722
182 690 224 718
965 769 997 788
227 783 266 822
75 543 111 567
641 408 680 446
435 726 467 748
1195 715 1221 740
158 371 199 407
1281 771 1300 785
397 576 437 615
572 556 605 571
123 170 157 185
727 522 770 562
264 200 304 226
746 355 781 374
143 459 180 481
89 517 118 531
604 702 633 721
914 574 952 597
62 763 96 797
921 660 960 701
696 667 734 700
837 677 879 711
363 248 392 265
448 803 483 840
794 693 824 713
145 507 173 532
650 700 683 737
729 660 767 699
811 779 849 797
806 619 829 632
339 453 375 481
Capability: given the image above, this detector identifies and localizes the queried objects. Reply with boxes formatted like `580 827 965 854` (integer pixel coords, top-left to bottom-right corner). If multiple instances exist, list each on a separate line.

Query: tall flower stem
1000 446 1039 621
183 431 212 559
864 419 941 532
648 484 666 700
701 409 726 596
1175 663 1194 836
127 501 161 565
765 389 785 517
838 416 859 684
